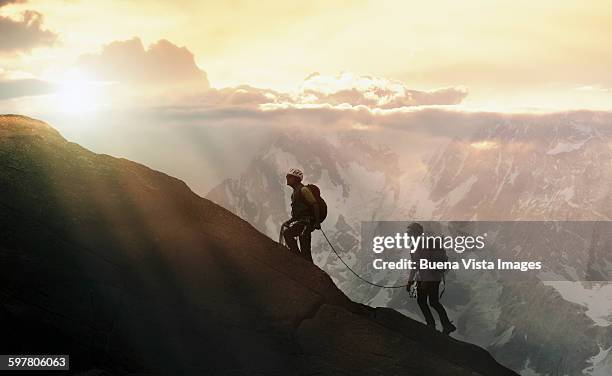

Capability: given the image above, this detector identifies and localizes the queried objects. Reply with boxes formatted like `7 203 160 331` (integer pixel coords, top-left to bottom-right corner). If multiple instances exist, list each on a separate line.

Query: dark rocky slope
0 115 517 375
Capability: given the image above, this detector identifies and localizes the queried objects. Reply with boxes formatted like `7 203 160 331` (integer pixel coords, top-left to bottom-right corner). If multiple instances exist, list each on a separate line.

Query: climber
406 222 457 335
282 168 321 262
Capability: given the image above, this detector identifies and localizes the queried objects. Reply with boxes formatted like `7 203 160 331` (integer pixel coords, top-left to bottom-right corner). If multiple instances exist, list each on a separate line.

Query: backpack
305 184 328 223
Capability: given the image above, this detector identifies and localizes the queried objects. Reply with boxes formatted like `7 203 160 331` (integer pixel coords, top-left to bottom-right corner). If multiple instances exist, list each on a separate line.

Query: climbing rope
319 228 412 289
281 224 444 296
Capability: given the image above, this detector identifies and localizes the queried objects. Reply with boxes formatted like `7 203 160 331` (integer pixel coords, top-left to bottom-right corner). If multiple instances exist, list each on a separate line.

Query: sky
1 0 612 192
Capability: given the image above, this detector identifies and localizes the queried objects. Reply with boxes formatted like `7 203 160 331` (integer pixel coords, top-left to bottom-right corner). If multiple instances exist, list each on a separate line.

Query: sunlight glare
54 69 101 115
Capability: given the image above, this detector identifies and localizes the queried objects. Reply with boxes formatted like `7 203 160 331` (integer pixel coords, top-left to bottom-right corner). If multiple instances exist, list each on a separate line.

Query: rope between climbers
320 228 411 289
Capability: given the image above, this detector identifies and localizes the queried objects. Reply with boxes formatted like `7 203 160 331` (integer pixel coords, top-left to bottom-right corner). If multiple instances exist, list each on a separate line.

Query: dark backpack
305 184 327 223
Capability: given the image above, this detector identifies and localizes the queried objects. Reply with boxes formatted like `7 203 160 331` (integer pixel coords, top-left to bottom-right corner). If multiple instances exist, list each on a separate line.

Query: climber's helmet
286 168 303 181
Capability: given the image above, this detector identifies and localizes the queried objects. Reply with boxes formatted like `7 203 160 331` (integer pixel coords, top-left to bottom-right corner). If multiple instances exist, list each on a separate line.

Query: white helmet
287 168 303 181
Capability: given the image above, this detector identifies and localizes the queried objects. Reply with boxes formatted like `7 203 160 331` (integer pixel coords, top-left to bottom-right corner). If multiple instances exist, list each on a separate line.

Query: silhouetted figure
282 168 321 262
406 222 456 335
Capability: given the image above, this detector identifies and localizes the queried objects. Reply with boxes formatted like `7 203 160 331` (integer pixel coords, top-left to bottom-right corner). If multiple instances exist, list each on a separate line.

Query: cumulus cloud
66 39 465 112
295 72 468 108
168 72 468 120
77 37 210 90
0 4 57 53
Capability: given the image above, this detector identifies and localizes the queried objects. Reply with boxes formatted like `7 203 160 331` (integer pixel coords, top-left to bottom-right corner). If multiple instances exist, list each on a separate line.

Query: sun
54 69 102 115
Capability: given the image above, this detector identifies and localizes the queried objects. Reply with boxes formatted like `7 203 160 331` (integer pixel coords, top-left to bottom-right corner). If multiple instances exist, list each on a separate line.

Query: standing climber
406 222 456 335
282 168 321 262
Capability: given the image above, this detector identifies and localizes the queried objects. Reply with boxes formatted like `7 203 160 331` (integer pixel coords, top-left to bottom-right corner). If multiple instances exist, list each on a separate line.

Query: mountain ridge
0 114 516 375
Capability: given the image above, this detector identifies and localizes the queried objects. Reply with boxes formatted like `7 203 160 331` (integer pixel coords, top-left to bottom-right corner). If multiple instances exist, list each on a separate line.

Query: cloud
0 78 57 99
149 83 612 144
405 87 468 106
186 85 289 108
0 7 57 53
0 0 25 7
166 72 467 119
77 37 210 90
47 36 464 113
118 72 475 141
295 72 468 108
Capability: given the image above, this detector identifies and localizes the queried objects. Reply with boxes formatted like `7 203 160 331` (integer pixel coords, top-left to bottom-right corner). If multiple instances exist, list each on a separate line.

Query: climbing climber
280 168 326 263
406 222 457 335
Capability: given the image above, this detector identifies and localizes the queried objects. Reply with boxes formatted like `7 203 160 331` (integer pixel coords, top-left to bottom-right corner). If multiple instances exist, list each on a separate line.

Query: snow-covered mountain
207 114 612 376
401 114 612 221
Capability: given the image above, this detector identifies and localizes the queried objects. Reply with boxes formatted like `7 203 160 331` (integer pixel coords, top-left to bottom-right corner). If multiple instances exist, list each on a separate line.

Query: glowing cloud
296 72 468 108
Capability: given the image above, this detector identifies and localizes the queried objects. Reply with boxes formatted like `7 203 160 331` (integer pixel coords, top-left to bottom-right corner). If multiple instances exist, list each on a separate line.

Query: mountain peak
0 114 64 140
